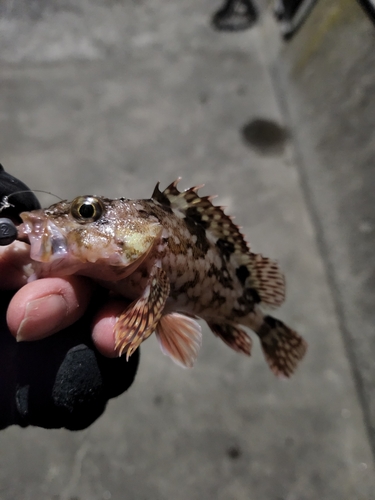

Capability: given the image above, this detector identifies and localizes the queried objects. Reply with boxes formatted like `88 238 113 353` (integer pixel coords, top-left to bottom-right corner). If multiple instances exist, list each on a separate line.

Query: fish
18 180 307 376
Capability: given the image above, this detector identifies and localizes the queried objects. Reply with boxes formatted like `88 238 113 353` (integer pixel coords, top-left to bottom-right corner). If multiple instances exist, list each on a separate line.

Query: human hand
0 165 139 430
3 245 126 358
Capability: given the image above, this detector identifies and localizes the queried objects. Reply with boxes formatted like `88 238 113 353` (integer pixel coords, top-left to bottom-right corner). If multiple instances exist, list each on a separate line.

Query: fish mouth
17 210 151 281
18 211 69 263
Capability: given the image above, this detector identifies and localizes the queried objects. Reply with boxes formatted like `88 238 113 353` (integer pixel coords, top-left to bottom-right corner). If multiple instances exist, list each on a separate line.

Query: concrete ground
0 1 374 499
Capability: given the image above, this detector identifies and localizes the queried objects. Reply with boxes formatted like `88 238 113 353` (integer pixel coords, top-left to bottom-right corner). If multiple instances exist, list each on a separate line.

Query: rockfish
18 180 307 376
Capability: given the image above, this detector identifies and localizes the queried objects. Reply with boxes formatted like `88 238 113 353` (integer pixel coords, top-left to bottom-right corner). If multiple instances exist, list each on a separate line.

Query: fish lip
18 211 68 262
16 224 31 244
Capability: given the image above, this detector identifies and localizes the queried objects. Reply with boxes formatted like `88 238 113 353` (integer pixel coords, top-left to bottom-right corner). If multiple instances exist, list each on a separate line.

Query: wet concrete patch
153 395 163 406
226 445 242 459
241 118 289 155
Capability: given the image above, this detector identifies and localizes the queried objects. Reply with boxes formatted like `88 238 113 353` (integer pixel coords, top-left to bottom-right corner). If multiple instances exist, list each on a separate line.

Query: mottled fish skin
18 180 307 377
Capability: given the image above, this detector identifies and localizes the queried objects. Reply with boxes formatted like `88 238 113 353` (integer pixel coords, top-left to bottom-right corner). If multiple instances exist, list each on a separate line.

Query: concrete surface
268 0 375 456
0 1 374 499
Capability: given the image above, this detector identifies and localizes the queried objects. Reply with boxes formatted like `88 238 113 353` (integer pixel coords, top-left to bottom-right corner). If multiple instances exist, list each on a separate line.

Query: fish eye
70 196 104 223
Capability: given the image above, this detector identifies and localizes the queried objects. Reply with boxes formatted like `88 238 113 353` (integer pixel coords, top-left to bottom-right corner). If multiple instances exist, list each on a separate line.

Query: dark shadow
241 118 289 155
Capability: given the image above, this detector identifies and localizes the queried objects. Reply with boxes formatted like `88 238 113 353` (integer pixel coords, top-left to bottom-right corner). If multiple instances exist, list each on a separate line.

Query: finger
91 299 129 358
7 276 94 341
0 241 31 290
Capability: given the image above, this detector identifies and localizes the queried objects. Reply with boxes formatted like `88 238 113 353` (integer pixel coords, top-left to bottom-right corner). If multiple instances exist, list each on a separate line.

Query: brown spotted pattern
152 180 286 308
19 180 307 377
257 316 307 377
208 322 252 356
115 267 170 358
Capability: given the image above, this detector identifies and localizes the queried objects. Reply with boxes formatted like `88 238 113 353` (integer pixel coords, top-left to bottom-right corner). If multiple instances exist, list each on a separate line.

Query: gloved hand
0 165 139 430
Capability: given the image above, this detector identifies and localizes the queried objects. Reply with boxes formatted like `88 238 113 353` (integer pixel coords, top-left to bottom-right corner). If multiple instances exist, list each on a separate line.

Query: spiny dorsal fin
152 179 285 309
152 179 249 254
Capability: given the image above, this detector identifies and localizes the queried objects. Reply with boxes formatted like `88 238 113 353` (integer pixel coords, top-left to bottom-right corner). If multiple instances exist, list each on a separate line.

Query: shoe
212 0 258 31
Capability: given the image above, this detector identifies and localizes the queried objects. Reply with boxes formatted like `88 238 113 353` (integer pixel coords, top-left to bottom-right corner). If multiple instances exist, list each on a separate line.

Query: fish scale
18 180 307 377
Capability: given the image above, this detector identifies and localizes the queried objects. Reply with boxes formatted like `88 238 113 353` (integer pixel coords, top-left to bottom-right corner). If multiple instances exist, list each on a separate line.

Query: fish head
18 196 162 280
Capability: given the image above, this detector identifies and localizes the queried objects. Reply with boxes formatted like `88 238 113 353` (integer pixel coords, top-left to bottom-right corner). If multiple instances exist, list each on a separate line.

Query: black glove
0 165 139 430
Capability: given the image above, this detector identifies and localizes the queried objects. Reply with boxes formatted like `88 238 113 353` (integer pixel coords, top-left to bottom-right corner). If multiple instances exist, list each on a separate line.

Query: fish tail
255 315 307 378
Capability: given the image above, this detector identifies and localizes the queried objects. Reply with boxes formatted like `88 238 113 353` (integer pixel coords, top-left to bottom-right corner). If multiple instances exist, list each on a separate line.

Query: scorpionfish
18 180 307 376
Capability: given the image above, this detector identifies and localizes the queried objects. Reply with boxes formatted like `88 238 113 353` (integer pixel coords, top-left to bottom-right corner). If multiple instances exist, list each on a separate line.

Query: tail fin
256 315 307 377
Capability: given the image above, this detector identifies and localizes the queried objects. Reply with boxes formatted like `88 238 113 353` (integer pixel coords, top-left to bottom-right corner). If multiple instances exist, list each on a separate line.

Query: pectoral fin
115 266 170 359
155 313 202 368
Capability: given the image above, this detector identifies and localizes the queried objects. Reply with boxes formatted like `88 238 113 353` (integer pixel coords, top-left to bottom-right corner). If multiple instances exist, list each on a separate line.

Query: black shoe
212 0 258 32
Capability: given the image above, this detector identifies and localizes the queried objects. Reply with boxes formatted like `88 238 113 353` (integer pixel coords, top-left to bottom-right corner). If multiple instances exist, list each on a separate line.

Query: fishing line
0 190 63 212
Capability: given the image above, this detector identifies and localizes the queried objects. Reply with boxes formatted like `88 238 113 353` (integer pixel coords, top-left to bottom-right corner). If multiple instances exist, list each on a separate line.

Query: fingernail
16 294 68 341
